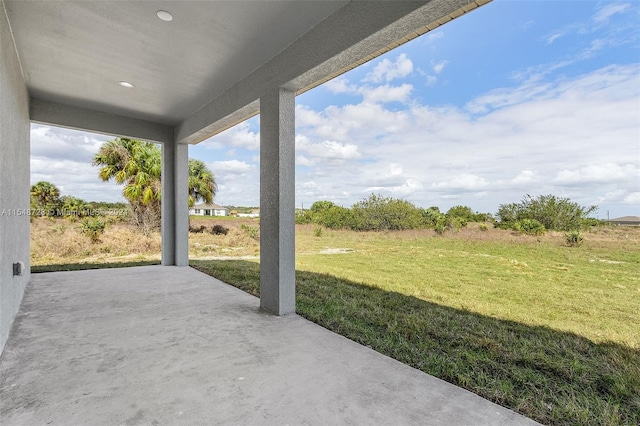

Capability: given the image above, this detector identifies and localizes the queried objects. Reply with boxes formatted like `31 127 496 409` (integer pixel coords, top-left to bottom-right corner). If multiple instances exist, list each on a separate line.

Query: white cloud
324 76 353 94
624 192 640 205
554 163 639 185
432 60 448 74
593 3 631 23
424 31 444 44
30 125 123 202
431 174 490 192
367 179 423 197
511 170 538 185
364 53 413 83
211 160 255 175
360 84 413 104
202 121 259 151
295 135 360 162
545 32 564 45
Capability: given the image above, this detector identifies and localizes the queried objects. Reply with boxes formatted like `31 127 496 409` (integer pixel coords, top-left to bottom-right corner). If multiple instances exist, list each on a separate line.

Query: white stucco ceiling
5 0 348 124
3 0 489 143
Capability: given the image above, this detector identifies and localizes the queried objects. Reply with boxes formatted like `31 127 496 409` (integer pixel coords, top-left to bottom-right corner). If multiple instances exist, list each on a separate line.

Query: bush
351 194 424 231
241 224 259 240
80 217 106 243
479 224 489 232
189 225 207 233
497 194 597 231
565 230 584 246
446 205 475 223
433 214 448 235
514 218 546 236
210 224 228 235
315 205 354 229
421 207 442 228
313 226 324 237
310 201 337 213
450 216 467 231
295 210 314 224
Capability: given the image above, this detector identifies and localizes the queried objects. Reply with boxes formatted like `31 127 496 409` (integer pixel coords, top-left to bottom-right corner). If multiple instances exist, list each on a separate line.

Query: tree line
296 193 600 235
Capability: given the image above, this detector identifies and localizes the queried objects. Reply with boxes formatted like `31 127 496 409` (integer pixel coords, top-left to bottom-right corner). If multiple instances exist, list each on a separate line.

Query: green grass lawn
191 225 640 426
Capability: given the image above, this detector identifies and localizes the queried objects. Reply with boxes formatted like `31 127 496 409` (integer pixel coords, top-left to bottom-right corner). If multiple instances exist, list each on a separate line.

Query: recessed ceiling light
157 10 173 22
118 81 134 88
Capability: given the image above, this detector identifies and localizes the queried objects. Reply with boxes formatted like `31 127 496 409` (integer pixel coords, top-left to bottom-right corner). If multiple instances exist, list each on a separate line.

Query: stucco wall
1 2 31 354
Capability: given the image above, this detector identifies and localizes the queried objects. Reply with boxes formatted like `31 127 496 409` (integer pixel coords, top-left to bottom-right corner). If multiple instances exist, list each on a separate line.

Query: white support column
161 141 189 266
161 142 175 266
175 143 189 266
260 88 296 315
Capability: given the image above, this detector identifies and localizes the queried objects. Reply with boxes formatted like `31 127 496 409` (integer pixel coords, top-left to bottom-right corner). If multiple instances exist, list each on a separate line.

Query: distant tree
60 196 87 221
421 206 443 228
496 194 597 231
310 200 336 213
351 194 424 231
495 202 520 229
30 181 61 214
188 159 217 208
446 205 475 222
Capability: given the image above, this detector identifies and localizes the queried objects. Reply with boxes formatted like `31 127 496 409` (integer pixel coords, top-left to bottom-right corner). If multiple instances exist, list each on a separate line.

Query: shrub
241 224 259 240
313 226 324 237
565 230 584 247
421 207 442 228
514 218 546 236
495 202 520 230
310 201 337 213
210 224 228 235
450 216 467 231
479 224 489 232
433 214 448 235
295 210 314 224
189 225 207 233
315 205 354 229
497 194 597 231
446 205 475 223
351 194 424 231
80 217 106 243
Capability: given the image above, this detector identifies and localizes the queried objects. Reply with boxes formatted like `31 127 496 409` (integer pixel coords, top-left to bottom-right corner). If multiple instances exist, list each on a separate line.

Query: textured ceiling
5 0 348 125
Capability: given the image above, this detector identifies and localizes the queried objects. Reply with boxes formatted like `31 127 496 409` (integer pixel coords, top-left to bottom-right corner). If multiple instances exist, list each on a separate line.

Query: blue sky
32 1 640 218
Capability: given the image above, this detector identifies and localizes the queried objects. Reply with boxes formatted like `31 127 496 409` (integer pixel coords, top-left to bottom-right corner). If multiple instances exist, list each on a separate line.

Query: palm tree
188 159 216 208
93 138 161 231
93 138 216 232
30 181 61 214
60 196 87 221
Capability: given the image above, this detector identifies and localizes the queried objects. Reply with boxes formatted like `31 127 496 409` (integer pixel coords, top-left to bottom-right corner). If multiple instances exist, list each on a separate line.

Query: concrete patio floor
0 266 538 425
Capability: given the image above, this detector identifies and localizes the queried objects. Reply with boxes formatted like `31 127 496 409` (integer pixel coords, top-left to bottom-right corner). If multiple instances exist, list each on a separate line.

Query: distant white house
606 216 640 226
190 203 229 217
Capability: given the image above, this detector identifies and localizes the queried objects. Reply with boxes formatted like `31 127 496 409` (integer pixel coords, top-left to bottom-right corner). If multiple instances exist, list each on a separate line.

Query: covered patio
0 0 545 423
0 266 537 425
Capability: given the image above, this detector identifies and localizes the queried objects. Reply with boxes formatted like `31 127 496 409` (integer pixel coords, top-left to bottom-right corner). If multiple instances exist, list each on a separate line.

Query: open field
31 218 640 425
30 216 260 266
